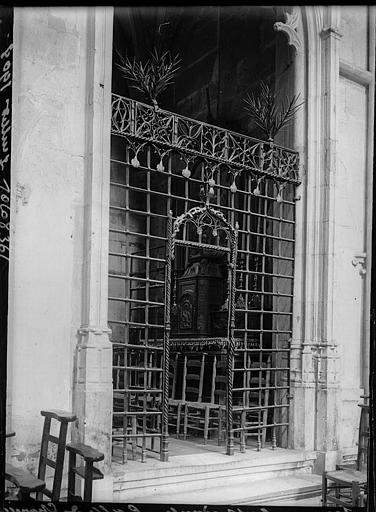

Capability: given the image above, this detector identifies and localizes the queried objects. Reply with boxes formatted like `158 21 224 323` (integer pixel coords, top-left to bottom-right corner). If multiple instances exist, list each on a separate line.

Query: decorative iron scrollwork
112 95 300 191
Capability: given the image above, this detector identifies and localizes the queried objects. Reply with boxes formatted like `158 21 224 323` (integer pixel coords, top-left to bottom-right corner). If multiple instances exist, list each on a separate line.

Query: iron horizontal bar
237 238 295 249
234 350 291 355
235 308 293 315
232 385 290 391
216 201 297 218
234 330 293 335
232 422 289 433
174 238 230 252
112 206 167 221
109 274 165 285
118 388 162 393
236 290 294 298
108 296 165 307
113 411 162 417
235 247 295 259
112 433 162 438
111 342 164 351
109 319 164 328
109 228 166 243
236 246 294 257
113 366 163 372
233 363 291 369
109 251 166 263
233 404 290 412
236 269 294 279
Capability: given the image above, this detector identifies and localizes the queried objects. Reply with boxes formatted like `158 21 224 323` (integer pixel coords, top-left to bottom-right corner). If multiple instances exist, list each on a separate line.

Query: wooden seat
66 442 104 502
5 409 76 501
322 397 369 507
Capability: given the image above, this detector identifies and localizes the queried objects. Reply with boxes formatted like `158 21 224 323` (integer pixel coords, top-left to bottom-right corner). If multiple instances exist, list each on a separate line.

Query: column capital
78 325 112 337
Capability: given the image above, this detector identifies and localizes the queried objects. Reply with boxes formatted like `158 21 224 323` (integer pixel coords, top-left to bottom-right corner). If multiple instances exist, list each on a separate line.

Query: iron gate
109 96 299 462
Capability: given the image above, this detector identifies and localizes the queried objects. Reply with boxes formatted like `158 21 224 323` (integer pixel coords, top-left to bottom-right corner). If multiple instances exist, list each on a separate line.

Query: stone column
72 6 114 470
284 6 343 470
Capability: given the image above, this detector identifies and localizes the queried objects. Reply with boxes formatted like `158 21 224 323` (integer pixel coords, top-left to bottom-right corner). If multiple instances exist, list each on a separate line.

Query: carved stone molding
320 26 343 40
274 9 303 53
352 253 367 276
78 325 112 336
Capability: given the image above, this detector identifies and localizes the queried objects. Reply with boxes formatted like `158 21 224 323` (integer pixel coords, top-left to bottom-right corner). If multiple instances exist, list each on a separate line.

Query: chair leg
131 416 137 460
203 407 209 445
52 421 68 500
217 407 223 446
83 461 94 502
240 411 246 453
176 404 182 438
67 450 77 502
37 416 51 500
183 404 188 440
322 472 327 506
352 481 361 507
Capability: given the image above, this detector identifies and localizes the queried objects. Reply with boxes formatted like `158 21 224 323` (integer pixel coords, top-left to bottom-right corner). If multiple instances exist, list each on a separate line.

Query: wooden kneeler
5 463 45 500
5 410 76 501
66 442 104 502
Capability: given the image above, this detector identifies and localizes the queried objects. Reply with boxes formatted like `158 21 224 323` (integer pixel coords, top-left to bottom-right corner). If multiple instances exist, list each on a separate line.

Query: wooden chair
183 354 225 445
322 398 369 507
5 410 76 501
66 442 104 502
234 355 271 451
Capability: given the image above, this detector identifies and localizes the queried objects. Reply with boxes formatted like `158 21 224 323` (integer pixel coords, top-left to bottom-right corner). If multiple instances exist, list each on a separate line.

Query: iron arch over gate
162 201 239 460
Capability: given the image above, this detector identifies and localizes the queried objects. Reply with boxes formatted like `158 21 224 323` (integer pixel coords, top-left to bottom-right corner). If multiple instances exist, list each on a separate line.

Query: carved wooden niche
171 248 229 339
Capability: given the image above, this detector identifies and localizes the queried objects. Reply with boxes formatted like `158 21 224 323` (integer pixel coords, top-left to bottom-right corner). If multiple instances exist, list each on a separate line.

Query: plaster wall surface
335 74 368 453
339 6 369 70
7 7 88 468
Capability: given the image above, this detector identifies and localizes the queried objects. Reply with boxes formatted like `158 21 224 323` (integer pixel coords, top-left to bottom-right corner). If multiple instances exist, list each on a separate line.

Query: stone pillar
72 6 114 471
284 7 343 470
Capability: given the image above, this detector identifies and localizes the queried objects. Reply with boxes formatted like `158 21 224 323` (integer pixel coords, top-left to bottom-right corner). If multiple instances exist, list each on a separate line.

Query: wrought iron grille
109 94 298 462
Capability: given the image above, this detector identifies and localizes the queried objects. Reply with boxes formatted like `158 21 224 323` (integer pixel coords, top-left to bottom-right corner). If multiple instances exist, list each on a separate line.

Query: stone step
120 473 323 505
113 446 317 501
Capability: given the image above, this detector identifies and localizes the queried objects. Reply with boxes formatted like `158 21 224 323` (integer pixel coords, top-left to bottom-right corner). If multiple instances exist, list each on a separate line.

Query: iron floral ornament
111 95 301 201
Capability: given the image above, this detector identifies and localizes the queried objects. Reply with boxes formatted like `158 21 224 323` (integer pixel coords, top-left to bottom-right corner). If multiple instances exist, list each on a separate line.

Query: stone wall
7 7 88 469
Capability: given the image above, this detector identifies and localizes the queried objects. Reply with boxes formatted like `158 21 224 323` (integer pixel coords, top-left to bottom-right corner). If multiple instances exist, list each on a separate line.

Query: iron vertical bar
161 212 173 461
226 226 238 456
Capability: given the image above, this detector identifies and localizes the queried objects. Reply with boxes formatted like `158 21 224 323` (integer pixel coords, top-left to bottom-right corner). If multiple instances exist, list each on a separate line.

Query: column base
73 328 113 470
314 449 339 473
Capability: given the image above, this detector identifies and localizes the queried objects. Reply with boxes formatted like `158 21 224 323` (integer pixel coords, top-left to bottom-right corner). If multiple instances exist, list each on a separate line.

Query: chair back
37 410 76 501
211 355 227 405
183 353 206 402
357 396 369 472
168 352 180 400
244 354 271 407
